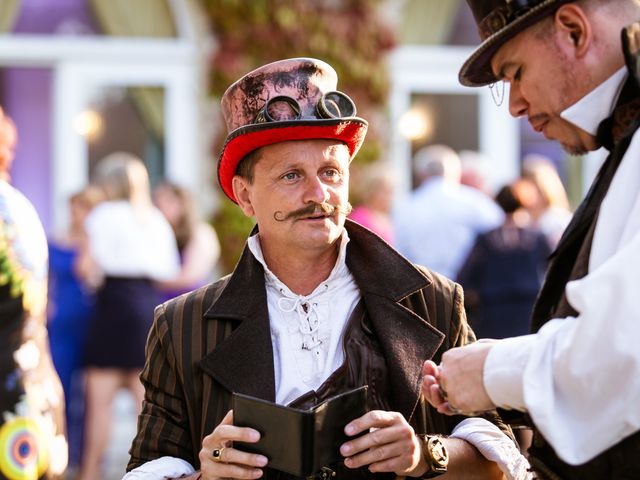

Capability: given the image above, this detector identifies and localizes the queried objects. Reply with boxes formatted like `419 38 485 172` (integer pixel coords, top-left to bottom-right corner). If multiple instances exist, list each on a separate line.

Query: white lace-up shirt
247 230 361 405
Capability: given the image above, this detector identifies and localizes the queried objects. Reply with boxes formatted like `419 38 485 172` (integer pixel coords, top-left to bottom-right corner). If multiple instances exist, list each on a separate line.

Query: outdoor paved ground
85 390 138 480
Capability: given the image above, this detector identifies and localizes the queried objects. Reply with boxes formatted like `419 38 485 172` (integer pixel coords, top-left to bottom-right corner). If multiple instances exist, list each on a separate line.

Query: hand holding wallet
233 385 368 477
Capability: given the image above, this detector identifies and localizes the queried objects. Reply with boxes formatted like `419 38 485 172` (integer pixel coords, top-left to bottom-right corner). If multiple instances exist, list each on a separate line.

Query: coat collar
199 220 445 417
199 242 277 401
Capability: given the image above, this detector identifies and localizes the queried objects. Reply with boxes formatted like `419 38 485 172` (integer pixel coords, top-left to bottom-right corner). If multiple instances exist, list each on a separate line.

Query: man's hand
422 342 497 415
340 410 426 476
422 360 452 415
199 410 268 480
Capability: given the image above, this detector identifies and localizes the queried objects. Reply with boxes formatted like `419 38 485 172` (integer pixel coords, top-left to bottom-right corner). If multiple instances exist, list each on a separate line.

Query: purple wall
3 69 53 232
12 0 98 35
2 0 99 232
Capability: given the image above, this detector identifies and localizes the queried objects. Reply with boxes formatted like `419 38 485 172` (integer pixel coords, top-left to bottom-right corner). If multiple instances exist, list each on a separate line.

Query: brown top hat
460 0 574 87
217 57 368 203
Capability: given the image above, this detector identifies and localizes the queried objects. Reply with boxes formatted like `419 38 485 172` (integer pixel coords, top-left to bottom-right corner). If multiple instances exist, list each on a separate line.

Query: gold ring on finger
212 446 226 462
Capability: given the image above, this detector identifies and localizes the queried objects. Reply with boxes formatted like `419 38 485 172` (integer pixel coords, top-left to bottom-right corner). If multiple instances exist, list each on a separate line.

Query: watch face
421 435 449 478
428 437 449 468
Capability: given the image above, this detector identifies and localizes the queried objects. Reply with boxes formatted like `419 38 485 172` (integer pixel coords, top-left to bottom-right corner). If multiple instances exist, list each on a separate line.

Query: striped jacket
127 220 483 471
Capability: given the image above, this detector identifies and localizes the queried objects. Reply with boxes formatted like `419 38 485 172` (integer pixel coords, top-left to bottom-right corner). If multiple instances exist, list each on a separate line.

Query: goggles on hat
253 91 357 124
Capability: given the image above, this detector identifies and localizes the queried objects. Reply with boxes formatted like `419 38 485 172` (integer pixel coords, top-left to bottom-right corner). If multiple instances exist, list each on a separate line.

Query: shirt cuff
484 335 535 411
122 456 195 479
450 418 532 480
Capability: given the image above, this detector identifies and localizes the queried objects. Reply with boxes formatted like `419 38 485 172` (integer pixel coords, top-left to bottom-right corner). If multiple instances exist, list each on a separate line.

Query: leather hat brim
459 0 572 87
218 118 368 203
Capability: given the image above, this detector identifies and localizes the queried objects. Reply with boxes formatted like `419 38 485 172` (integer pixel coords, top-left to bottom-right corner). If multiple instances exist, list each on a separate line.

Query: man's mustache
273 202 352 222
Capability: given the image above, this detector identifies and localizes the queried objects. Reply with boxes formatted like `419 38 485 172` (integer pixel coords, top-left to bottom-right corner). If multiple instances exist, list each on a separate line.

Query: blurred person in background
47 185 103 472
348 162 396 244
153 181 221 302
458 149 494 196
76 153 179 480
394 144 503 279
456 182 551 339
520 154 572 248
0 107 67 478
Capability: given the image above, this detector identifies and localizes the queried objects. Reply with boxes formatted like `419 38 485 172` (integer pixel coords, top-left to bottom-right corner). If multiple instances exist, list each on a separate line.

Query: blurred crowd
349 144 572 342
46 153 221 479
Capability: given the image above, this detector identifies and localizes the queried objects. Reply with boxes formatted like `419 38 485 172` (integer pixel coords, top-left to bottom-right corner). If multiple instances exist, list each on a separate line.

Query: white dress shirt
484 67 640 465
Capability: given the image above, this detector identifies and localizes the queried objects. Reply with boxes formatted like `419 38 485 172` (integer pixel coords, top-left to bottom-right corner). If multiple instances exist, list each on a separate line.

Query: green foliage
211 199 255 274
200 0 395 273
0 231 24 298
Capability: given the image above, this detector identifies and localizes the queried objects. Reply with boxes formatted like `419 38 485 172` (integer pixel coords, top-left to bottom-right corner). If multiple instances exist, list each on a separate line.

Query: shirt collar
560 67 628 135
247 229 351 298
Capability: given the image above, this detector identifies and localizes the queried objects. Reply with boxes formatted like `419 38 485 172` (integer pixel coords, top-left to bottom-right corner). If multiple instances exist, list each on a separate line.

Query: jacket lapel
345 221 445 420
199 245 276 401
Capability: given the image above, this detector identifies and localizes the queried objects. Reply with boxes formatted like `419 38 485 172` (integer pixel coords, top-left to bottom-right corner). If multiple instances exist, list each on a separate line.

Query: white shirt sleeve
450 418 532 480
121 456 195 479
483 133 640 466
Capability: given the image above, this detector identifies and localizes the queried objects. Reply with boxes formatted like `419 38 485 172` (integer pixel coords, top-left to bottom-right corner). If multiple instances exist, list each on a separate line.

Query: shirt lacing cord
276 285 329 355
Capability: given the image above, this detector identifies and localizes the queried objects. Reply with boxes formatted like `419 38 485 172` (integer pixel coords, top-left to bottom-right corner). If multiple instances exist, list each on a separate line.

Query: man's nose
303 176 331 204
508 83 528 118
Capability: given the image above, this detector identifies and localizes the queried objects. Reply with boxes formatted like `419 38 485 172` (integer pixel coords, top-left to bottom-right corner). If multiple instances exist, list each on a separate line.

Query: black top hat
460 0 574 87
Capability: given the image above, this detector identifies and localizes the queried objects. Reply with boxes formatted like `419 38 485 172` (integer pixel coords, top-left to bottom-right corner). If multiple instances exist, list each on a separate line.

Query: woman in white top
76 153 179 480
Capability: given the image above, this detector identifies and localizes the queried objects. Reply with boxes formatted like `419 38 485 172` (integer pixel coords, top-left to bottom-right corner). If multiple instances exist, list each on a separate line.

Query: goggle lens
266 96 301 121
318 91 357 118
255 96 301 123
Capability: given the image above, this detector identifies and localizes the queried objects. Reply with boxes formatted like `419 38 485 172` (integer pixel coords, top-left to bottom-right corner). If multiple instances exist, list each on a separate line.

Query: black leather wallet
233 385 368 477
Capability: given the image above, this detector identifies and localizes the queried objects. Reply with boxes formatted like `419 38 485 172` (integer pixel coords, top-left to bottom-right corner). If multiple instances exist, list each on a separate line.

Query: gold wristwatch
419 435 449 478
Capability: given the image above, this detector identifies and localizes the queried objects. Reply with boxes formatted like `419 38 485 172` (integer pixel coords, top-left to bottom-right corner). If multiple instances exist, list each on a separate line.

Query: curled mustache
273 201 353 222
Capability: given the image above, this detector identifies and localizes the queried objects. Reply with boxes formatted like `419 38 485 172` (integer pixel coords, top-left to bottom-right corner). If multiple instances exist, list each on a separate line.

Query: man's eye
514 67 522 81
282 172 298 181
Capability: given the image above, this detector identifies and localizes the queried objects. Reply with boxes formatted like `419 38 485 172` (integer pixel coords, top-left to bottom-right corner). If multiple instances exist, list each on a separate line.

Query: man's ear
232 175 255 217
554 4 591 58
